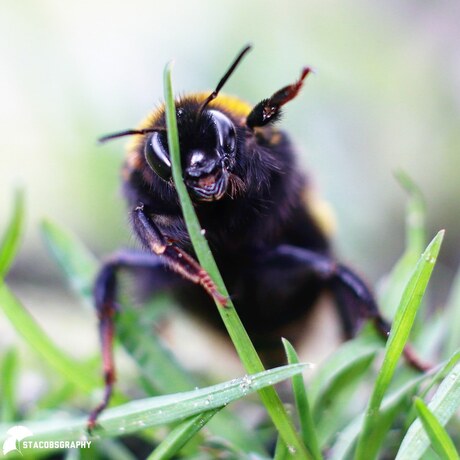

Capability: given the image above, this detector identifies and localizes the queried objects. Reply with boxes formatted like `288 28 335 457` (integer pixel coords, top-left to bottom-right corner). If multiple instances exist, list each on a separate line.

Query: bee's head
143 105 237 202
99 45 251 202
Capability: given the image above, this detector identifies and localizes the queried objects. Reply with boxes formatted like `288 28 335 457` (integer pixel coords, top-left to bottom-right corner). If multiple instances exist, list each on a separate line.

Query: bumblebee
89 46 425 429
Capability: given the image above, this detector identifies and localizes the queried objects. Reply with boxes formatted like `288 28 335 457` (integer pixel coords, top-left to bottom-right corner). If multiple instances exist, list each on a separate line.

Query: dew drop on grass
239 374 253 393
288 445 296 454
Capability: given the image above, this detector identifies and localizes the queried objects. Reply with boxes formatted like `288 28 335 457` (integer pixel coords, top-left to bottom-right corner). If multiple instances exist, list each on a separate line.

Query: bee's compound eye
144 132 172 181
224 125 236 153
209 110 237 154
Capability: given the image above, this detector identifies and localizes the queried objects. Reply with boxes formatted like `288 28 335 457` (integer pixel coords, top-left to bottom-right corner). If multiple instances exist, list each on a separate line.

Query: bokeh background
1 1 459 360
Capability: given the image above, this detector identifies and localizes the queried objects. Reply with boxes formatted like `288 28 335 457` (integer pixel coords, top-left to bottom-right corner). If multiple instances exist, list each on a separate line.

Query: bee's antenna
98 128 165 144
196 45 252 120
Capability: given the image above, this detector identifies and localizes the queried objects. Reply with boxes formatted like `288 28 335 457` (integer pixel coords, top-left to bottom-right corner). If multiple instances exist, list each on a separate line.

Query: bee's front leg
131 204 226 305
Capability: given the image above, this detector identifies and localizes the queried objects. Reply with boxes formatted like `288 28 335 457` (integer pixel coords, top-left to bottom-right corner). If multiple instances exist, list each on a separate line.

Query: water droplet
288 445 296 454
424 255 436 264
200 229 206 235
239 375 253 394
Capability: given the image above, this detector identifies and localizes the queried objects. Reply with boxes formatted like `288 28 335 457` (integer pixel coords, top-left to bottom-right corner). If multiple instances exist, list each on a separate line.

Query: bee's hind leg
264 245 430 371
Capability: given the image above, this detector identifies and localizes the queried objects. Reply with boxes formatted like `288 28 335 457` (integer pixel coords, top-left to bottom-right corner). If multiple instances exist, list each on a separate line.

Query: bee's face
144 108 237 202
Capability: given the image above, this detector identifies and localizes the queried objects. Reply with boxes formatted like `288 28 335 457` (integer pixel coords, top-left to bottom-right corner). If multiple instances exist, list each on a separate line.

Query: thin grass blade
0 348 19 422
413 397 460 460
379 171 426 318
274 436 289 460
282 339 322 460
164 61 310 458
308 329 381 406
41 219 98 307
354 230 444 460
0 363 307 448
396 361 460 459
306 329 379 445
147 408 220 460
330 362 442 460
445 265 460 358
0 189 25 277
0 281 99 392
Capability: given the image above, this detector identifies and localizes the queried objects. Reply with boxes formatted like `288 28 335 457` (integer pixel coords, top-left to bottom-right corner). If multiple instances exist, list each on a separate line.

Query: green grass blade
413 397 460 460
402 351 460 432
147 408 220 460
0 363 307 448
274 436 289 460
395 171 427 256
379 171 426 318
0 189 25 277
315 352 376 446
330 363 442 460
41 219 98 307
308 329 380 405
354 230 444 460
0 281 99 392
164 61 309 458
396 361 460 459
0 348 19 422
282 339 322 460
445 265 460 358
418 351 460 402
116 300 196 394
307 329 379 445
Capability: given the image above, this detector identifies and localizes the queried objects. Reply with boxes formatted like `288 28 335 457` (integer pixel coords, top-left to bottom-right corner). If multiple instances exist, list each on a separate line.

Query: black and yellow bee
89 45 426 429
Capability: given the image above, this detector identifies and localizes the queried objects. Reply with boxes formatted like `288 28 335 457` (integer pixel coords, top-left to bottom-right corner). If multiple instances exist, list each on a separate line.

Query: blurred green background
1 1 459 350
